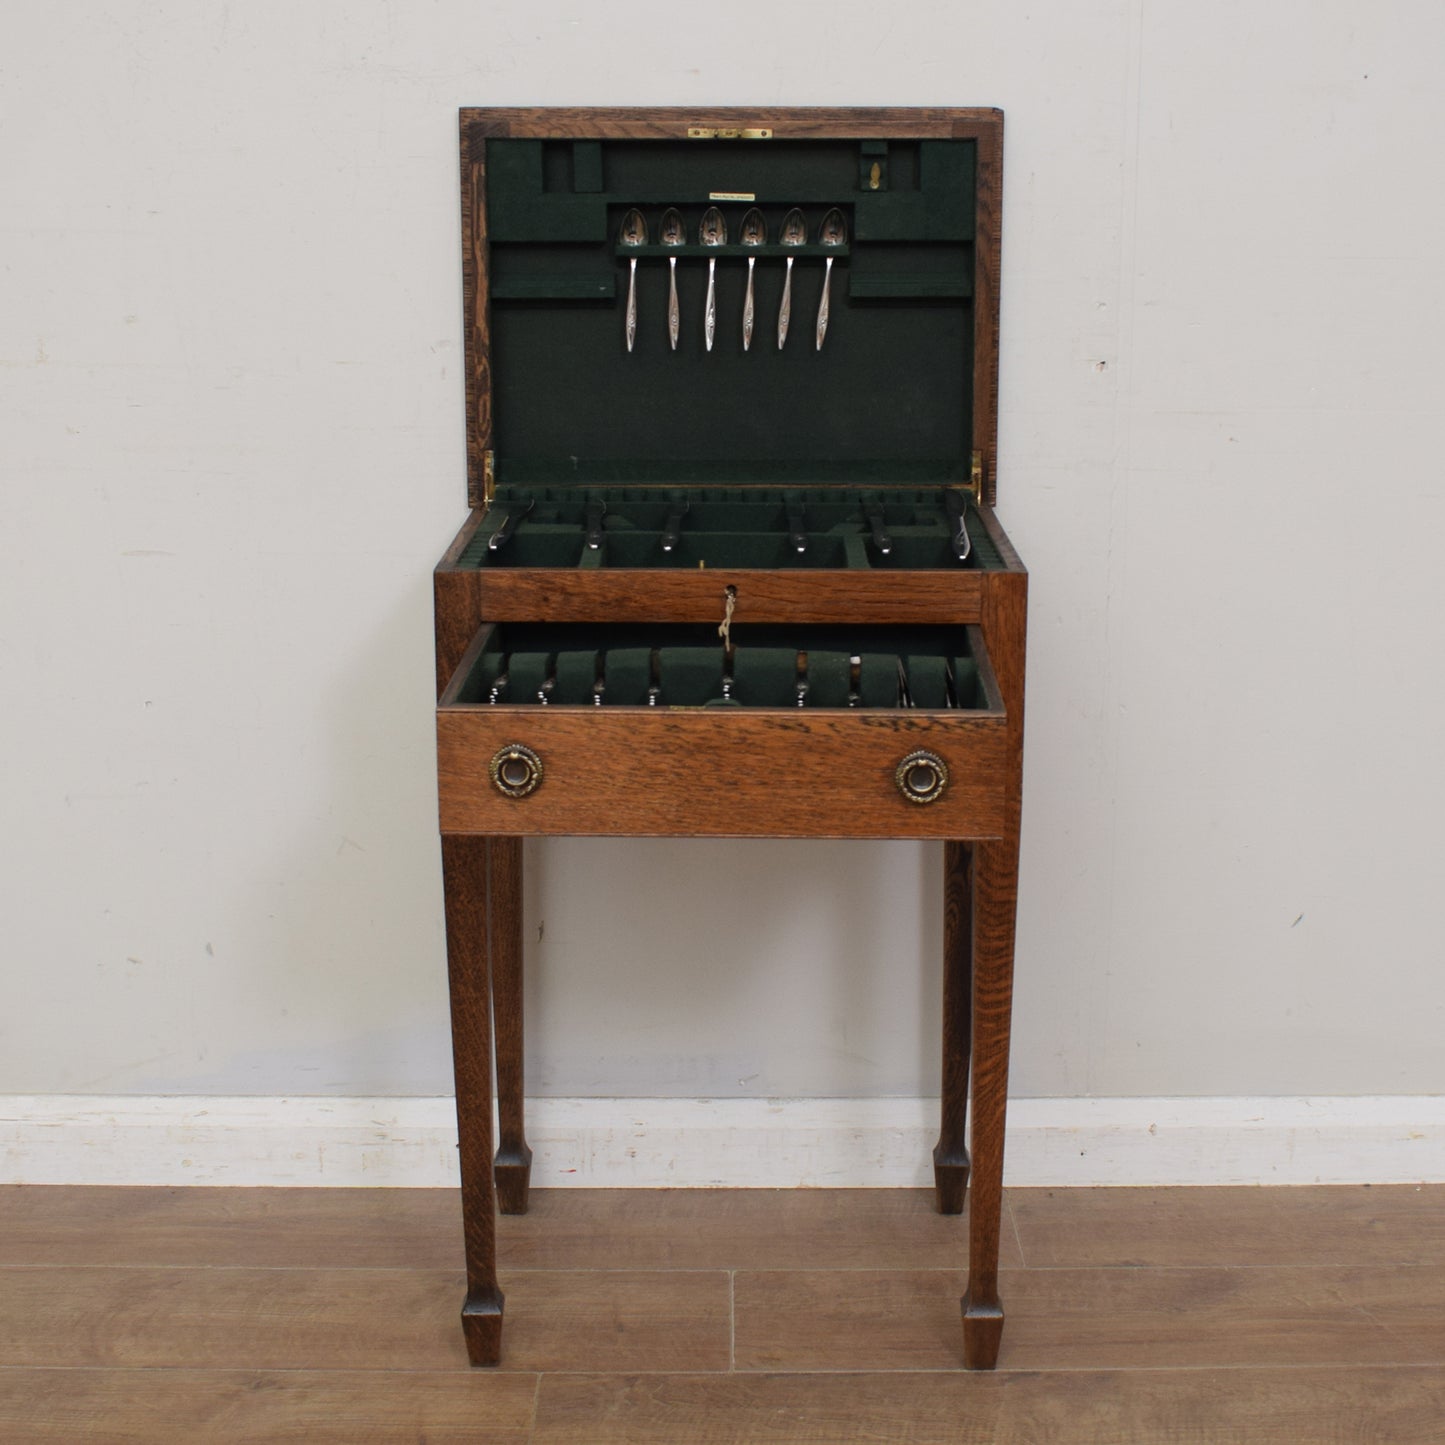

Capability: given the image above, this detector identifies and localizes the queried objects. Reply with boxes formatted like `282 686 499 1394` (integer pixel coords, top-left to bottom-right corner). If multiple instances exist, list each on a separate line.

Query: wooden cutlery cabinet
433 106 1026 1369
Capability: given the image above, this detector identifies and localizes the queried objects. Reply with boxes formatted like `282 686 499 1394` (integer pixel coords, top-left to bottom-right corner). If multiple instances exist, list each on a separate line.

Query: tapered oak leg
960 834 1019 1368
963 567 1026 1370
933 840 973 1213
442 833 504 1366
490 836 533 1214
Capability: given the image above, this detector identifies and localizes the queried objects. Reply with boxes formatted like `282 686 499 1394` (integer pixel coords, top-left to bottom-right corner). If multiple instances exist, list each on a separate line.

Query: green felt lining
451 624 991 711
952 657 981 709
496 459 972 487
601 647 651 704
731 647 800 708
858 654 898 708
483 135 977 481
553 650 599 705
806 652 852 709
659 646 725 706
907 654 948 710
507 651 550 704
490 274 617 301
489 140 974 243
459 486 1003 571
602 533 850 569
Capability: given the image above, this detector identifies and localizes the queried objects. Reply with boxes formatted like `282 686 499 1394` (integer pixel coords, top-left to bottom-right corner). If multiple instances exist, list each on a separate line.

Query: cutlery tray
438 619 1007 838
441 622 996 710
462 486 1005 572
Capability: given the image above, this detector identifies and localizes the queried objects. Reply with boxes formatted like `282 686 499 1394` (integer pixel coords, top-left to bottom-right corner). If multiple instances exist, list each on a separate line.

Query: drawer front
437 707 1007 839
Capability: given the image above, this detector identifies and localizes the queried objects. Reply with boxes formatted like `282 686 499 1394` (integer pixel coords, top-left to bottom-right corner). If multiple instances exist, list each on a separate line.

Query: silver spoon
700 207 727 352
619 208 647 353
815 208 846 351
660 208 684 351
740 208 765 351
777 208 806 349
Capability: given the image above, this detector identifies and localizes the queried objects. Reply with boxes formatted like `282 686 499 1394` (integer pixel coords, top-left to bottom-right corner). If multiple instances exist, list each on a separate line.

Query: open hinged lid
460 108 1002 509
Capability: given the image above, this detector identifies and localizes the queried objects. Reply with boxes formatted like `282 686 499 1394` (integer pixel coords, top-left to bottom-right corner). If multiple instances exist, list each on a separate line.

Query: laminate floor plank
488 1270 732 1372
494 1187 1023 1271
734 1264 1445 1371
0 1367 538 1444
0 1266 729 1374
0 1185 463 1270
532 1367 1445 1445
1010 1184 1445 1268
0 1185 1021 1272
5 1185 1443 1444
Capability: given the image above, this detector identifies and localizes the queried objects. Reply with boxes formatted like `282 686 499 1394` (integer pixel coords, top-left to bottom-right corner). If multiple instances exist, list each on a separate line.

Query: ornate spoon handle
816 255 834 350
743 257 756 351
778 256 794 349
626 257 638 352
705 257 717 351
668 256 680 351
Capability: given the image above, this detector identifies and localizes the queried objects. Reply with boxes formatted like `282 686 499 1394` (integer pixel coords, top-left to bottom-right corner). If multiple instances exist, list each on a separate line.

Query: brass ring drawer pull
490 744 544 798
895 749 948 805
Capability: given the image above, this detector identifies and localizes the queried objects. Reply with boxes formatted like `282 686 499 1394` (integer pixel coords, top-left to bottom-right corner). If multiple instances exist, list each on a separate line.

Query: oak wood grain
532 1367 1445 1445
735 1265 1445 1372
932 840 973 1213
973 504 1026 572
490 836 533 1214
441 103 1026 1372
962 567 1028 1366
438 708 1007 839
442 833 503 1363
461 106 1004 143
435 512 487 694
0 1367 537 1444
469 569 988 626
972 114 1003 507
461 118 491 508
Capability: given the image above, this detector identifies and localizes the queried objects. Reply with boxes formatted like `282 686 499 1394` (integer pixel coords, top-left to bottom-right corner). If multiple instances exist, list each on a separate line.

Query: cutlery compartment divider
445 622 996 712
462 487 1002 571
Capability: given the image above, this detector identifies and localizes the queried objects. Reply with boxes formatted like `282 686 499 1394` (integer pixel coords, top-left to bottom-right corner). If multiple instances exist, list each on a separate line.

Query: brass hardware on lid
968 450 984 505
687 127 773 140
869 162 882 190
483 450 496 507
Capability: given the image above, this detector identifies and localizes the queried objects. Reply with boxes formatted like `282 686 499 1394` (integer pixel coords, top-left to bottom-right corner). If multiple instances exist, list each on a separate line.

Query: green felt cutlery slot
461 486 1001 572
442 622 1000 713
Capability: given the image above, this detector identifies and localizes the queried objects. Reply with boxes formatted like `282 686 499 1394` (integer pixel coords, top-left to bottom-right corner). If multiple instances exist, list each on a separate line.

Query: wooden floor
0 1185 1442 1442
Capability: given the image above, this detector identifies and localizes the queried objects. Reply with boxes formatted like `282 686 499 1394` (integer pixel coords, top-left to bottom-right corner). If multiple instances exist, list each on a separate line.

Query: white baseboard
2 1094 1442 1188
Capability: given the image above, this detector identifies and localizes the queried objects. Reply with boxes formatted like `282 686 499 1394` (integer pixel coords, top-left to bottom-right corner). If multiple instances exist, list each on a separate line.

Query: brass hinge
483 450 496 508
687 126 773 141
968 450 984 505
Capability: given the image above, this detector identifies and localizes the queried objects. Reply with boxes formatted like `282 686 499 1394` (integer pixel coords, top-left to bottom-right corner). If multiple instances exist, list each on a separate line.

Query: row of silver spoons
620 206 847 354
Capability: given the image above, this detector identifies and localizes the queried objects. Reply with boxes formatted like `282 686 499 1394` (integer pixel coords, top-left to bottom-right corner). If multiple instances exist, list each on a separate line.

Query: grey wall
4 1 1443 1100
